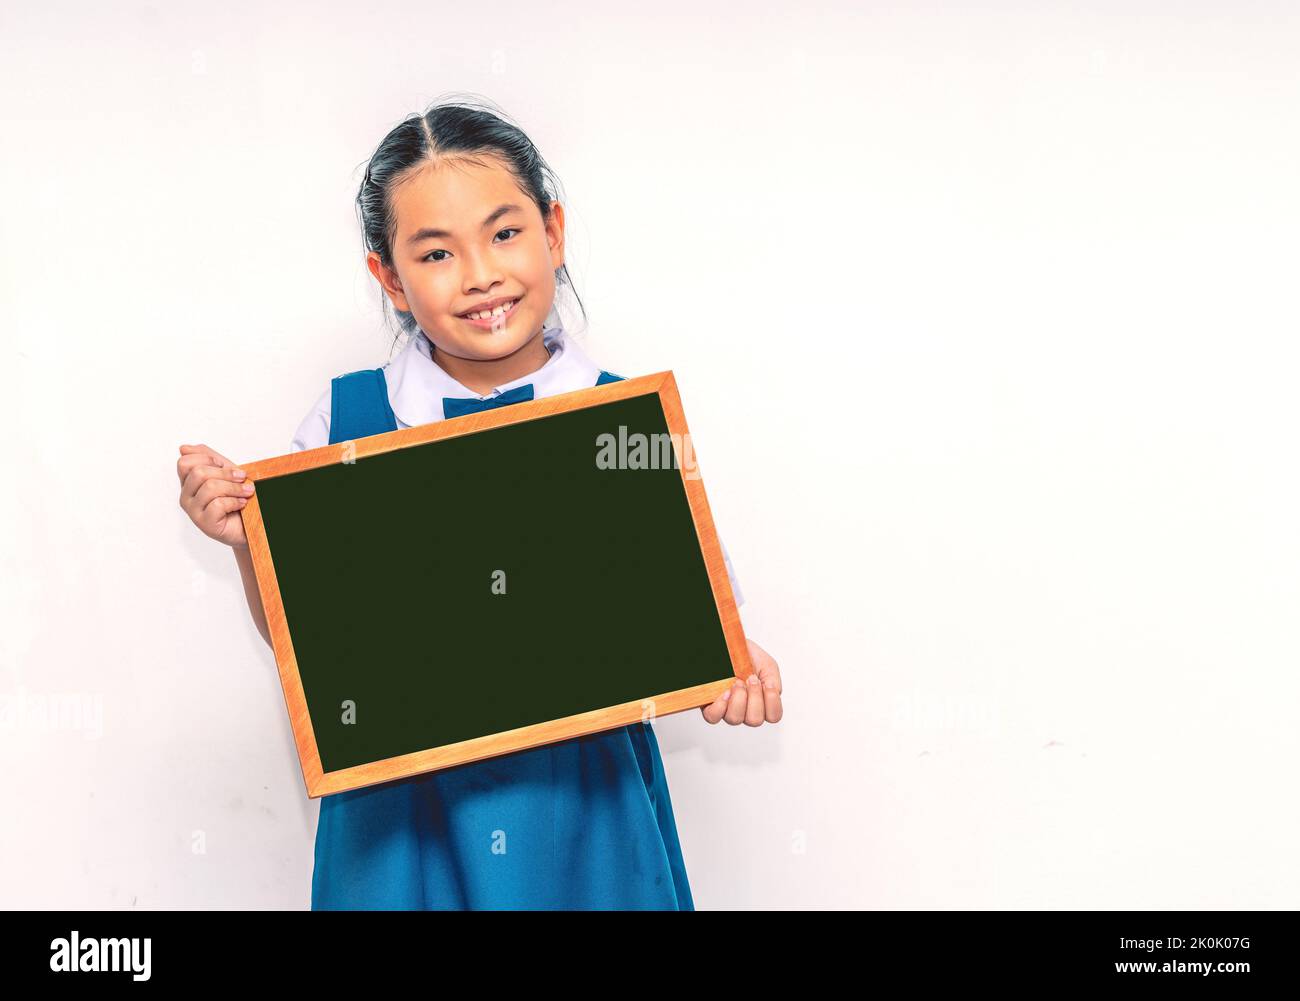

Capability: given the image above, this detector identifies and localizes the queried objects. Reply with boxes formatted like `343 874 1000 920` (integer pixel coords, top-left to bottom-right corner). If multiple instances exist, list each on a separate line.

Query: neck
430 327 551 396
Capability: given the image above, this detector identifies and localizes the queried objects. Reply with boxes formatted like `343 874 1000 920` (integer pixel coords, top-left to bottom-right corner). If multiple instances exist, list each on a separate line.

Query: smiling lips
459 297 521 329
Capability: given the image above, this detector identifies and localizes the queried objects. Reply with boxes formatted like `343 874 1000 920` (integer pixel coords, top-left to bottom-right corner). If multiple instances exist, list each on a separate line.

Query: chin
438 331 537 361
475 338 533 360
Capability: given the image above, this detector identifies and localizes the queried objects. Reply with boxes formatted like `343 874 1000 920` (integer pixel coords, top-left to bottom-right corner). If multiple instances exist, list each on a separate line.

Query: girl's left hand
701 639 783 726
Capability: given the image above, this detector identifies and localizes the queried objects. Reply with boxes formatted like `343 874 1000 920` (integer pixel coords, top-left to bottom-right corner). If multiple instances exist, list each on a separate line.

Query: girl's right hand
177 443 255 549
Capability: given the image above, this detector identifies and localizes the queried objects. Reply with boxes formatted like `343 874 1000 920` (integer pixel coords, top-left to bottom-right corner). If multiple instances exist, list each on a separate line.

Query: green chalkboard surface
240 374 749 796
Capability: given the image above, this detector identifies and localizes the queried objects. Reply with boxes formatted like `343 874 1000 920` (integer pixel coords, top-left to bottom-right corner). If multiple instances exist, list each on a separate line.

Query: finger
723 678 748 725
754 650 783 721
205 493 251 523
177 444 242 486
178 453 228 492
187 467 254 512
178 445 240 477
763 682 783 724
744 674 765 726
203 475 255 510
747 639 782 696
181 443 239 468
181 459 250 505
177 448 208 486
202 478 254 513
760 659 782 696
180 462 222 506
700 687 733 724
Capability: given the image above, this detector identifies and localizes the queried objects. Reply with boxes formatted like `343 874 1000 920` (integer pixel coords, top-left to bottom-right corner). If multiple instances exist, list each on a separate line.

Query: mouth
458 296 522 330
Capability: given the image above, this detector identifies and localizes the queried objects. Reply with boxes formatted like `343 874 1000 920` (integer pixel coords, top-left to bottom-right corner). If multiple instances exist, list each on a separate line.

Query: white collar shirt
290 325 602 452
287 325 742 605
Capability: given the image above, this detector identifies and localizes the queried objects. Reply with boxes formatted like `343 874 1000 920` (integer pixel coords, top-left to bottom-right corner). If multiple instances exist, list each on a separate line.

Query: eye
422 228 520 263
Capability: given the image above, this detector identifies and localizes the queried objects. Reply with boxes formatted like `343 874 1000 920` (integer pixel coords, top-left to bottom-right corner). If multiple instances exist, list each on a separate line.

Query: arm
176 442 273 650
234 385 331 650
233 543 272 649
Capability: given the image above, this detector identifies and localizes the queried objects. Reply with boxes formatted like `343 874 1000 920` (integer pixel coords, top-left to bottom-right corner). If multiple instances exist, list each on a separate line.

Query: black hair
354 93 586 357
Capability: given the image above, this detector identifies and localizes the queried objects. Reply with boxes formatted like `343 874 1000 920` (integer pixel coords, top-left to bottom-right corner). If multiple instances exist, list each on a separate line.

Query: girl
176 97 783 910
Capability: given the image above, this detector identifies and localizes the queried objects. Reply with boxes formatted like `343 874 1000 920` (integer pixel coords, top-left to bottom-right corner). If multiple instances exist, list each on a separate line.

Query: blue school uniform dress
288 325 744 910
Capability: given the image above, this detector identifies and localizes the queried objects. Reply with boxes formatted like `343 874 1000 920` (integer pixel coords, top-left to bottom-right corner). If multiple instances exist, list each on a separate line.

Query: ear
367 252 410 312
545 201 566 271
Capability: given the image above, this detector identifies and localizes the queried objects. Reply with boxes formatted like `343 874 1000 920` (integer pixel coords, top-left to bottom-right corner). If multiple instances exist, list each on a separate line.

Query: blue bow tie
442 383 535 419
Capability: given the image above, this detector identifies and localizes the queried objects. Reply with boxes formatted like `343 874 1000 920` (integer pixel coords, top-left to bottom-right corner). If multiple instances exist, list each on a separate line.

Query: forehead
390 155 533 235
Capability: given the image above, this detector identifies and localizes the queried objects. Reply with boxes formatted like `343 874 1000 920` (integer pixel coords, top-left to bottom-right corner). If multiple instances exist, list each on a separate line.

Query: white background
1 0 1297 909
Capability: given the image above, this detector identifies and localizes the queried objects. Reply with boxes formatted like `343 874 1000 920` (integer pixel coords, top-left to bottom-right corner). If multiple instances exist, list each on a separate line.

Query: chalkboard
239 371 751 797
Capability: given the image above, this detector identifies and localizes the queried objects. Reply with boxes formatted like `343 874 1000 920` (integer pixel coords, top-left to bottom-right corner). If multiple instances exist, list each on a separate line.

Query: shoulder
291 335 429 452
289 385 333 453
290 361 402 453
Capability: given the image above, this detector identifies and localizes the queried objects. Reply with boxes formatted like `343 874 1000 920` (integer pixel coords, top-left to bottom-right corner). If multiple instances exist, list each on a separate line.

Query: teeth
467 298 517 320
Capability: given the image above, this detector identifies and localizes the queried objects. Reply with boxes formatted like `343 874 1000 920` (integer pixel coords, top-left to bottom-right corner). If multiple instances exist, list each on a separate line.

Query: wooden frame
239 370 752 798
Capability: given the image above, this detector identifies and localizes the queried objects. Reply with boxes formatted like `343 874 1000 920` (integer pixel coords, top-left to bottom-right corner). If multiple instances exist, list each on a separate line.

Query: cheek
410 270 454 302
524 251 557 286
523 234 558 278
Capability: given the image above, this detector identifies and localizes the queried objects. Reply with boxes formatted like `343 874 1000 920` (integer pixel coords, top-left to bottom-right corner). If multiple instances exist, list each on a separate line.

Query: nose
461 245 504 296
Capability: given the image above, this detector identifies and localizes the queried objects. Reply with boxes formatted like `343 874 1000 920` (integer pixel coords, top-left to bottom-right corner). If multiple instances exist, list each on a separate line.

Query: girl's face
368 154 565 362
